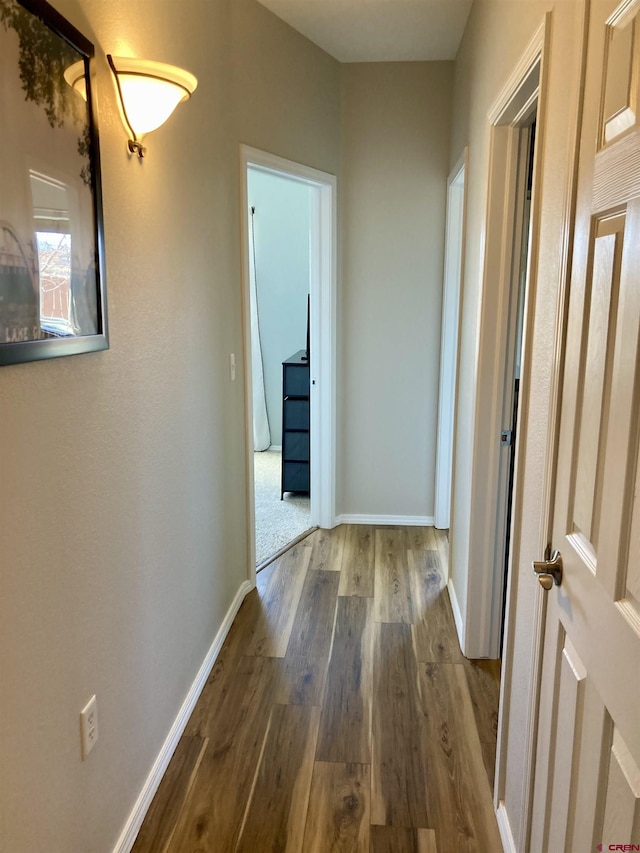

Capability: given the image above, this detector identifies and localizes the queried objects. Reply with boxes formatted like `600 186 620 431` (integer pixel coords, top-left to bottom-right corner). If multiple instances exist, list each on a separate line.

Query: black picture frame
0 0 107 365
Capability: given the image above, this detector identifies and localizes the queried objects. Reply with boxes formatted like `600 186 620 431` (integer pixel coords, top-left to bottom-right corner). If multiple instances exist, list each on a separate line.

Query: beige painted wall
0 1 340 850
339 61 453 520
448 0 584 846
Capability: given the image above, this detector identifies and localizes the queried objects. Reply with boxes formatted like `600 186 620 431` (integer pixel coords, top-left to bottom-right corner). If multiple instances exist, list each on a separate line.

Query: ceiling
255 0 474 63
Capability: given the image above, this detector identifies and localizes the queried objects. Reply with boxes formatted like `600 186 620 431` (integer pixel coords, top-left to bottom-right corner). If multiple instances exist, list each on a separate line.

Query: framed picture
0 0 107 365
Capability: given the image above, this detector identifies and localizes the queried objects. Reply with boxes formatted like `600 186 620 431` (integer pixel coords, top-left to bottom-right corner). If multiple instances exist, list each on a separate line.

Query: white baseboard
496 801 516 853
335 514 435 526
268 445 282 451
112 579 253 853
447 577 465 652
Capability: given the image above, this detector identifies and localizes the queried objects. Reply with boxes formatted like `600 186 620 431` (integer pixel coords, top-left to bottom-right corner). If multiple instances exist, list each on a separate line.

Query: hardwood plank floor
370 826 438 853
245 542 310 657
418 662 502 852
410 549 463 665
371 622 429 828
339 524 375 597
374 528 414 623
303 761 370 852
168 656 281 851
275 568 339 706
315 595 374 764
462 657 501 788
131 734 207 853
235 703 321 852
306 526 346 572
133 525 500 853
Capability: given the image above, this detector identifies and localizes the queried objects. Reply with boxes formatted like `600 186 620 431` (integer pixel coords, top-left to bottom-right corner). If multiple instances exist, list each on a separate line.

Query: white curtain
249 207 271 451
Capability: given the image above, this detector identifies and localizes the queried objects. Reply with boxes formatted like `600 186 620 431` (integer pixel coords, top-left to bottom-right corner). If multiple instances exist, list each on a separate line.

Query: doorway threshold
256 526 318 574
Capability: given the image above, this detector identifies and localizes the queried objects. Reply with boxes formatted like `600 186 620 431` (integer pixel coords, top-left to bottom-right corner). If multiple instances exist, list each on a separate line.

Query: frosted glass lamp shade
65 54 197 157
108 56 198 138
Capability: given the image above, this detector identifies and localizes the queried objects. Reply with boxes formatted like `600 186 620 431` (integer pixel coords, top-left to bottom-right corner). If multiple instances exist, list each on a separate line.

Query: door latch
501 430 513 446
532 550 563 591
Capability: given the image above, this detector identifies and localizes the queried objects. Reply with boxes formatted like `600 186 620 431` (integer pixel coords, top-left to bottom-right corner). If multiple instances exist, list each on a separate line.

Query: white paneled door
530 0 640 850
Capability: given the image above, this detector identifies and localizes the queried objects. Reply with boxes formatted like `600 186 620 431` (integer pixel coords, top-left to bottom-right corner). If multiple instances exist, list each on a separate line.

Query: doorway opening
500 120 536 642
247 170 312 567
240 147 337 585
480 24 551 846
435 148 468 540
459 50 543 662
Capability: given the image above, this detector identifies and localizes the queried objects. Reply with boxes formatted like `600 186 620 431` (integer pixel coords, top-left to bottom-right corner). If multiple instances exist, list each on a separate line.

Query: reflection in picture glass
0 0 106 362
36 231 72 336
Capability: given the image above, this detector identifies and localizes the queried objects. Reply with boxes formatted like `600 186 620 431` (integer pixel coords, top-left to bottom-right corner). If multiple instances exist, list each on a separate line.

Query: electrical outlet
229 353 236 382
80 695 98 760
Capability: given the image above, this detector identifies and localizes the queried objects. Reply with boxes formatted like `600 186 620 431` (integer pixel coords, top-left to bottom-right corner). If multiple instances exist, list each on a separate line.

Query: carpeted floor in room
254 448 311 566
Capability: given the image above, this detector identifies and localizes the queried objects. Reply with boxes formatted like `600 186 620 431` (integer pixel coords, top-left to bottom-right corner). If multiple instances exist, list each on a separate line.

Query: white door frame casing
460 21 548 660
239 145 337 586
435 149 468 533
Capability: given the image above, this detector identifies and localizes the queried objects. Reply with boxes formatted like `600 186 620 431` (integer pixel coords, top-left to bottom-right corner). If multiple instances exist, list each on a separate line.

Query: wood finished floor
132 525 501 853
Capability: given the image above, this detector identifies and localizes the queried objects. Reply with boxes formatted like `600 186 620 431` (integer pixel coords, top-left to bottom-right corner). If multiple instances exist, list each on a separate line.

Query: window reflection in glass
35 231 72 336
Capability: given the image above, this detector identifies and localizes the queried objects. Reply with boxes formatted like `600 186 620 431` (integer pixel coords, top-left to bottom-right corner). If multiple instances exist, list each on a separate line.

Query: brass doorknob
532 550 563 591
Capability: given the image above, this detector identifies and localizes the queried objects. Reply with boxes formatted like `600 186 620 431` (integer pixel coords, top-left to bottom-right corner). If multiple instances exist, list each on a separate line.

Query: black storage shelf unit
281 350 310 499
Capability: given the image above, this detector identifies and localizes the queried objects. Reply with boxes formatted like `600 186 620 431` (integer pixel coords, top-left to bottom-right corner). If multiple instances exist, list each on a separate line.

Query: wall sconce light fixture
65 55 197 158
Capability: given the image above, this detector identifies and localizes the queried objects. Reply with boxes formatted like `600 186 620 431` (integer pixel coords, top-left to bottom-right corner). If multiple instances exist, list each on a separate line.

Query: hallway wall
338 61 453 521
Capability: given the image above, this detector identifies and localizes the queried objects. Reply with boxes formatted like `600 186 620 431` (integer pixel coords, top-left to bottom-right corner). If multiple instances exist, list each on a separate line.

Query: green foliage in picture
1 0 90 184
0 0 80 128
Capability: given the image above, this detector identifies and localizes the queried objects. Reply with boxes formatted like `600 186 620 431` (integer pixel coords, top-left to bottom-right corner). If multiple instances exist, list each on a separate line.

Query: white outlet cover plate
80 694 98 760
